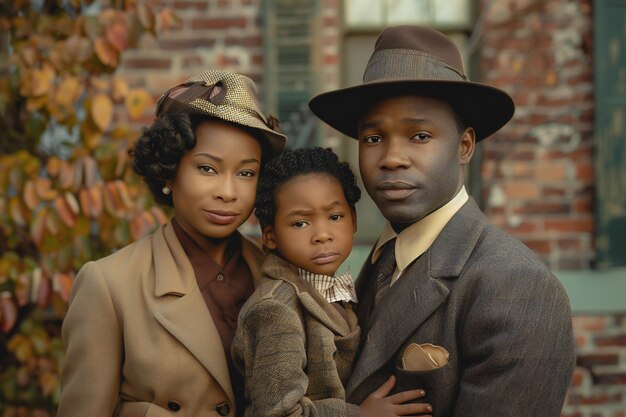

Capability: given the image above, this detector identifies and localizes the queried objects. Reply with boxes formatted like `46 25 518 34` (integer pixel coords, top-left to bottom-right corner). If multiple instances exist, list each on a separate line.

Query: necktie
374 238 397 305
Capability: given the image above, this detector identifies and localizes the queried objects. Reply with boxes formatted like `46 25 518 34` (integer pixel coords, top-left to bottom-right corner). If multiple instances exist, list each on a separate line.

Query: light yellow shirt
371 186 469 286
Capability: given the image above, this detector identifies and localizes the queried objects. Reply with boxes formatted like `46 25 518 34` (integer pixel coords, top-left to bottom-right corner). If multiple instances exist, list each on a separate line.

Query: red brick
515 202 570 215
123 58 172 70
544 218 594 233
576 353 620 367
522 239 552 254
160 38 216 50
225 36 263 47
191 17 247 30
567 392 623 405
504 181 541 199
595 334 626 347
576 164 594 181
172 1 208 10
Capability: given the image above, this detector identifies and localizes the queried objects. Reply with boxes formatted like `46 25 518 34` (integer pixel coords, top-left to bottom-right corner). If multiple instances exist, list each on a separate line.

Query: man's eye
412 133 431 142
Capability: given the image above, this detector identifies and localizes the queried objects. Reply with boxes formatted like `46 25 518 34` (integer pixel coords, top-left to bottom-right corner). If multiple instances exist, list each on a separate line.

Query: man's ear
459 127 476 165
262 225 277 250
350 206 358 233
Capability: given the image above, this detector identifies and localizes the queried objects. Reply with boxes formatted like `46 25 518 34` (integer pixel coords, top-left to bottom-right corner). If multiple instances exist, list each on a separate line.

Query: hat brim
309 79 514 141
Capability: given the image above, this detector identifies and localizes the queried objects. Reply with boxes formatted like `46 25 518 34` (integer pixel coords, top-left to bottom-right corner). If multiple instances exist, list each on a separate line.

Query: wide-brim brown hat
156 70 286 154
309 25 515 141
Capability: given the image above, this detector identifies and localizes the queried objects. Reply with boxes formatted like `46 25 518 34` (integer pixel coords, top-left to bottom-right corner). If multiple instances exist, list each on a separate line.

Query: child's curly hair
255 147 361 227
130 113 271 206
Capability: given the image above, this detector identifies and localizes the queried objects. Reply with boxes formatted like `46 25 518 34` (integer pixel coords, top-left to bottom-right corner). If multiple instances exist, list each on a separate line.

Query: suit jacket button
167 400 181 412
215 402 230 416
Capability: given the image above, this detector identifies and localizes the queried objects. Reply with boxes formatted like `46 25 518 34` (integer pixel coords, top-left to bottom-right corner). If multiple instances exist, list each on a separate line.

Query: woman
58 70 286 417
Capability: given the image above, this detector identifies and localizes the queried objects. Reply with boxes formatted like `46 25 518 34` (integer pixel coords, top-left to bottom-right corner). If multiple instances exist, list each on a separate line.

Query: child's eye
411 133 431 142
238 170 256 178
362 135 382 144
291 220 309 229
199 165 217 174
329 214 344 221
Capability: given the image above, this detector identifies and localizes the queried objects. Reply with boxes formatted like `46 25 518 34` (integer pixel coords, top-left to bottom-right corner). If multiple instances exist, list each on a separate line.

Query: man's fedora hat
156 70 286 154
309 25 515 141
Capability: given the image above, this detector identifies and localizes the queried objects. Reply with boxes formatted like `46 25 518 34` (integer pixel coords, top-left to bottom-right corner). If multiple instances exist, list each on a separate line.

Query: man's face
358 95 475 232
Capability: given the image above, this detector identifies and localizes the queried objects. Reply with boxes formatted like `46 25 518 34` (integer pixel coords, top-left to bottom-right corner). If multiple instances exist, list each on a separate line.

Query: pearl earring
162 186 171 195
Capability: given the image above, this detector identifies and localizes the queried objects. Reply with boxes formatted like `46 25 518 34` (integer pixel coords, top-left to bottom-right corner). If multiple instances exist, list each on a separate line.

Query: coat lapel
151 223 235 406
263 254 351 336
346 199 487 398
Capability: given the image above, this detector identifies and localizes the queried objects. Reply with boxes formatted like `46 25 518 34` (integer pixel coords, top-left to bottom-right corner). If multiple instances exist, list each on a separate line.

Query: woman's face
169 119 262 241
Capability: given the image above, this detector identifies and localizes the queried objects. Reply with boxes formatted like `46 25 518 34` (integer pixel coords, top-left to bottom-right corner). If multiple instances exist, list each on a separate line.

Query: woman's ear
459 127 476 166
262 225 277 250
350 206 357 233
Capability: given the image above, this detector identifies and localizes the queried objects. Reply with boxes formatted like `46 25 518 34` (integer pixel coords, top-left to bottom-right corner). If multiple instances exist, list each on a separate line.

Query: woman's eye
362 135 382 144
291 221 308 229
329 214 344 221
412 133 431 142
199 165 216 174
238 170 256 178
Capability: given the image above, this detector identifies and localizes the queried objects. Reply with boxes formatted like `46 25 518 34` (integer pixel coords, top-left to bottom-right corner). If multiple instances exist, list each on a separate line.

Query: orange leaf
94 36 118 67
31 64 56 97
39 372 59 397
106 21 129 52
53 194 77 228
114 180 134 210
46 156 62 177
15 273 30 307
35 177 58 201
30 208 48 248
53 272 74 304
78 187 90 217
0 292 18 333
125 88 153 120
8 196 29 227
89 184 103 217
65 191 80 215
45 209 61 235
58 160 76 190
137 3 155 31
104 181 124 217
36 276 52 308
23 180 40 210
90 94 114 132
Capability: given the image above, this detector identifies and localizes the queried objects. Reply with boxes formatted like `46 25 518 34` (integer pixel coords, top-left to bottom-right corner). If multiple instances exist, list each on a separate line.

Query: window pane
435 0 471 26
345 0 384 26
387 0 432 25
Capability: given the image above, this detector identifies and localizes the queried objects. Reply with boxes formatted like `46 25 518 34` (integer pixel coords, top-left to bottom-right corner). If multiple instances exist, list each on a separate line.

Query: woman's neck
173 217 234 265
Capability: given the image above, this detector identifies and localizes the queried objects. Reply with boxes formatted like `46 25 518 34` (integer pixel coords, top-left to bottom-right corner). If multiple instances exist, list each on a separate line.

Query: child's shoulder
239 276 302 318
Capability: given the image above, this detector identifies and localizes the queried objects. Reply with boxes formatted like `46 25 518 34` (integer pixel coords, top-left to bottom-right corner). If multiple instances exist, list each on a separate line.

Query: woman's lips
204 209 239 225
312 252 340 265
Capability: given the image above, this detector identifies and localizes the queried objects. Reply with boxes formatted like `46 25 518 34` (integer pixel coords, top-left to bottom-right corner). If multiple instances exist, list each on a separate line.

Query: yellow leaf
81 120 103 150
31 64 56 97
94 36 118 67
112 78 129 101
9 196 29 227
35 177 58 201
56 76 82 106
46 156 62 177
90 94 113 132
1 292 18 333
125 88 153 120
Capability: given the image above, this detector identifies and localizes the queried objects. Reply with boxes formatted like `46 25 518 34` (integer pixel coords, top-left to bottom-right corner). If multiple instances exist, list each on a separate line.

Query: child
231 147 431 417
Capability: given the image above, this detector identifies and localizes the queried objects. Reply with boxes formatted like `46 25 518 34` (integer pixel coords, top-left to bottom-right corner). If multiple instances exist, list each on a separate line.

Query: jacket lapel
151 222 235 406
263 254 351 336
347 199 487 398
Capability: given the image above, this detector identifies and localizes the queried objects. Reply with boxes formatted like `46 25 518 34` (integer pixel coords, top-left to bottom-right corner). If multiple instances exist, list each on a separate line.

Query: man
309 25 575 417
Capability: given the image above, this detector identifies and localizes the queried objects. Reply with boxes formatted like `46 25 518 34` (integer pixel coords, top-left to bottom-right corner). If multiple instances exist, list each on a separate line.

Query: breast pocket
393 362 457 417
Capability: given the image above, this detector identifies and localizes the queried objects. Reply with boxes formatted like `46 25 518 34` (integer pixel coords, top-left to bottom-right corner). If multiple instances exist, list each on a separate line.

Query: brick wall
479 0 595 271
479 1 626 415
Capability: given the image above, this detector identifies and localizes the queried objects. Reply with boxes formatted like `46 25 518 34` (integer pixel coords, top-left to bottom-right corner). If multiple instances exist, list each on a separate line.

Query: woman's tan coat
58 221 264 417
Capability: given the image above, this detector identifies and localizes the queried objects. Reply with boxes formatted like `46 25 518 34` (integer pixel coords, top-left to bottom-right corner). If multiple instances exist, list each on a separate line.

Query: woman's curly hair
255 147 361 227
130 113 272 206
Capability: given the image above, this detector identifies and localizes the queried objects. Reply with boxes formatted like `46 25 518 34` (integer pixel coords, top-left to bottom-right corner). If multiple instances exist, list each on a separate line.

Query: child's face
263 173 356 276
169 119 261 241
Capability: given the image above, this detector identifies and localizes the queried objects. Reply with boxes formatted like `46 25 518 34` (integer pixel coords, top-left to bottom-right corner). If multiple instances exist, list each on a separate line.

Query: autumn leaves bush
0 2 176 414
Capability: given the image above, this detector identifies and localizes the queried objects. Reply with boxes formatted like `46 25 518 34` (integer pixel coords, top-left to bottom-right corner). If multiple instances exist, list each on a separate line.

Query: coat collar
151 221 265 408
347 198 487 397
261 253 354 336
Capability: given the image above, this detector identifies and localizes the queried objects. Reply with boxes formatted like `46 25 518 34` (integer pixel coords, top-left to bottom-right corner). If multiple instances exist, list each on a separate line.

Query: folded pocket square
401 343 449 371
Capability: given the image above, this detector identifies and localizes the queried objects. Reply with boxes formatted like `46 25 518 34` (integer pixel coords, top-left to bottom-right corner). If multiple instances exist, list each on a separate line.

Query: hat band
364 49 467 83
